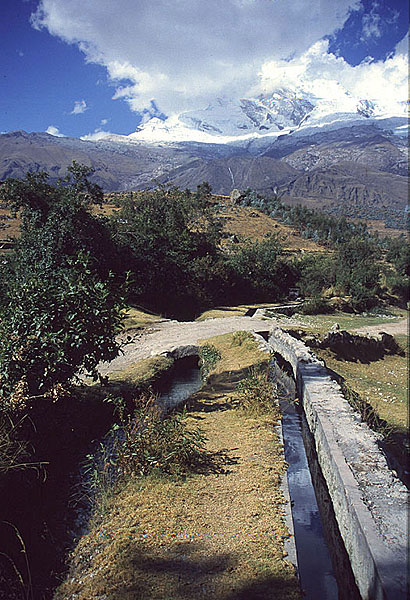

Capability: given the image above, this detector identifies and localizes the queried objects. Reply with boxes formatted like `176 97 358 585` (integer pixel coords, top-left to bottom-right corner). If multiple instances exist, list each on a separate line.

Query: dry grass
55 333 300 600
216 202 324 253
122 307 162 330
278 308 407 336
196 302 288 321
107 356 174 387
316 336 408 431
196 306 248 321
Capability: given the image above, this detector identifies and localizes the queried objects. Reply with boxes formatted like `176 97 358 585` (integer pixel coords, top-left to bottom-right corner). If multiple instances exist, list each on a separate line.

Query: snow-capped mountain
106 89 408 147
1 87 407 230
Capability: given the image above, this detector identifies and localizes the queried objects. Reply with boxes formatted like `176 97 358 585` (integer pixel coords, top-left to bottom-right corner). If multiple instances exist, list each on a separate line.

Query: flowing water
156 355 202 412
271 357 361 600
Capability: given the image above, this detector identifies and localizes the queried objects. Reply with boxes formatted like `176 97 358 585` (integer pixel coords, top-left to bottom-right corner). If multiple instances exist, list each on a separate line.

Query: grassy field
55 333 300 600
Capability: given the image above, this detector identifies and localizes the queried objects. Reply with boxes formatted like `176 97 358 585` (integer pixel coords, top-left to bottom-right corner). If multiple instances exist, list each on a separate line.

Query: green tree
297 253 336 297
0 165 126 403
111 185 223 318
226 234 297 304
335 236 380 310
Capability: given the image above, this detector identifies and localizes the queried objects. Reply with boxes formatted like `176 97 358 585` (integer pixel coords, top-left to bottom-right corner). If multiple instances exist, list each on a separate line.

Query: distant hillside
0 130 194 191
0 114 408 230
281 162 408 229
155 156 298 194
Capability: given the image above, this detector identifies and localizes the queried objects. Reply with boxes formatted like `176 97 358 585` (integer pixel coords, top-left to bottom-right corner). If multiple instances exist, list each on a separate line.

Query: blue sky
1 0 408 139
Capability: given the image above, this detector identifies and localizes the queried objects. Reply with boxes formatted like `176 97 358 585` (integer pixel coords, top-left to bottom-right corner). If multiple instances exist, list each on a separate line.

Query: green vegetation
0 164 126 405
0 165 406 598
110 186 298 318
198 343 222 381
86 393 208 492
55 333 300 600
234 363 276 415
231 330 256 346
239 189 409 310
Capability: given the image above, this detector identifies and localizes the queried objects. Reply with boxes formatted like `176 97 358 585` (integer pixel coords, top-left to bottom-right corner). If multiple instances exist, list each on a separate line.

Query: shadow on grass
185 366 256 414
62 541 299 600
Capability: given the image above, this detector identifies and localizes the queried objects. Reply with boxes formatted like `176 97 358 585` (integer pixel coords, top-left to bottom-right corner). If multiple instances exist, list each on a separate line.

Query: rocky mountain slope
0 90 407 228
0 130 196 191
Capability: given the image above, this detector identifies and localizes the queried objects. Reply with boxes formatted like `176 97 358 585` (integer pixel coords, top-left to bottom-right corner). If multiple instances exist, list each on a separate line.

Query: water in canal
271 357 361 600
156 355 202 412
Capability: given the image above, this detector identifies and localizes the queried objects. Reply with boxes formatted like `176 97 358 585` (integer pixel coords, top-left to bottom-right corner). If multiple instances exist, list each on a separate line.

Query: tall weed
81 392 208 509
115 396 207 477
234 364 279 416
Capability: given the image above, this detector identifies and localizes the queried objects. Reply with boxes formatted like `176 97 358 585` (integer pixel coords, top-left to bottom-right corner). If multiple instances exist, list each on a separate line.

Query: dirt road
99 311 408 377
99 315 276 376
352 318 408 336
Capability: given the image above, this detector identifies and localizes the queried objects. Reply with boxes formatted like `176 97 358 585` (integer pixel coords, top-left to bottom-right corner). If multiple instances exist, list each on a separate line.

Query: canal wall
267 327 408 600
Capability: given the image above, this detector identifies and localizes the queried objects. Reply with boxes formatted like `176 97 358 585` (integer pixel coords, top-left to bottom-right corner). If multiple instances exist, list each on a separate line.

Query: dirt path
98 310 408 379
57 333 300 600
352 317 408 336
99 315 278 376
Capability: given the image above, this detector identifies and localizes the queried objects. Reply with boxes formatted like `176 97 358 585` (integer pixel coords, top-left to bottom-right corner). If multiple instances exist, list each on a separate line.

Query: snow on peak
110 89 407 146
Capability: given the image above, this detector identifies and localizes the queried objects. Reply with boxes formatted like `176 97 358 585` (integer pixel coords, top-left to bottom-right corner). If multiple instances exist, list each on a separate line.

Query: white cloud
31 0 361 115
257 36 408 114
394 31 409 56
45 125 64 136
71 99 88 115
360 3 383 41
81 129 114 141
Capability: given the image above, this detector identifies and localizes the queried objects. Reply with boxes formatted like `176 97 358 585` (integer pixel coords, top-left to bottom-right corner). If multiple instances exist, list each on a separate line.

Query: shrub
300 297 334 315
84 394 208 490
231 331 255 347
199 343 221 381
116 398 207 477
0 166 126 402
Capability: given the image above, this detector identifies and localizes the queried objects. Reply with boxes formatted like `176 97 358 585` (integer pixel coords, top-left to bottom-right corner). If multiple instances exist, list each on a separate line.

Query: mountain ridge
0 90 407 229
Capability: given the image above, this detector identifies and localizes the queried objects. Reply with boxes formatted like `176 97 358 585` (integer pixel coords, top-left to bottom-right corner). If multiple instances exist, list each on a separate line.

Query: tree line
0 167 407 405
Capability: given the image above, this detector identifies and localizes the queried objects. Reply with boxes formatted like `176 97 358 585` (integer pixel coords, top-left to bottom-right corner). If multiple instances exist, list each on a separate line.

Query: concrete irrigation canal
99 312 407 600
264 328 407 600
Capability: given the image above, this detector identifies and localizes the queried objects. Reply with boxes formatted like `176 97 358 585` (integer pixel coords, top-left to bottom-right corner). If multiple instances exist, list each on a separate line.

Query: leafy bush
296 253 336 297
226 234 297 304
300 297 334 315
199 343 221 381
0 165 126 403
